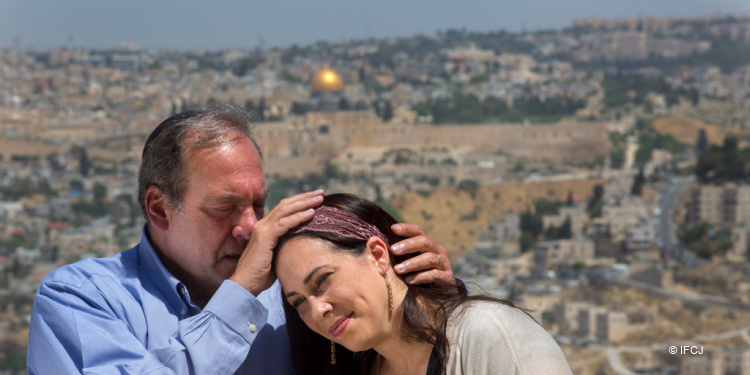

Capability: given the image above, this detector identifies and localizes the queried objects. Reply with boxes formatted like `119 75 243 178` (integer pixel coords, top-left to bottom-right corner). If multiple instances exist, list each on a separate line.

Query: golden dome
310 68 344 93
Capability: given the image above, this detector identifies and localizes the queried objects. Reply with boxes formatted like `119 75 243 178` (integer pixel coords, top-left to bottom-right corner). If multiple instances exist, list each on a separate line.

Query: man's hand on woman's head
229 190 324 296
388 223 455 286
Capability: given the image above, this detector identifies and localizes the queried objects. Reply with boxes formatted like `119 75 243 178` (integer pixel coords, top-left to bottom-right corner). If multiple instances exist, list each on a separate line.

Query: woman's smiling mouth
329 312 354 337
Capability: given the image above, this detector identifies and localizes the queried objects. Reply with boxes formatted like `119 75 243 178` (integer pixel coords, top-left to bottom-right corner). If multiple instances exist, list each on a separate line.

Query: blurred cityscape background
2 1 750 374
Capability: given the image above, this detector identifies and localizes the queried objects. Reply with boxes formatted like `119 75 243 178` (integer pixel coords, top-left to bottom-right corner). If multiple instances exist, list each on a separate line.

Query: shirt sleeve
27 279 268 375
449 302 573 375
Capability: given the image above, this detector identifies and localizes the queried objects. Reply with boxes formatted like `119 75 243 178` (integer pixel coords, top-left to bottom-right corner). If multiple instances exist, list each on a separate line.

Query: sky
1 0 749 51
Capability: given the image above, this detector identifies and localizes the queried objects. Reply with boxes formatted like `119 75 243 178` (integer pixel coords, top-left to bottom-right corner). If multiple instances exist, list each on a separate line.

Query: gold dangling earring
330 340 336 365
384 273 394 312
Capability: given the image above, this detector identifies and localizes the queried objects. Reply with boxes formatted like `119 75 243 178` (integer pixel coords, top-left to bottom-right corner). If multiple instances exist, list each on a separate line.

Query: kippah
142 109 202 158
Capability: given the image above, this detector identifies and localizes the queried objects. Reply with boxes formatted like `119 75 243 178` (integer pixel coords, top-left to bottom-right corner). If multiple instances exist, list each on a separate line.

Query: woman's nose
310 296 332 321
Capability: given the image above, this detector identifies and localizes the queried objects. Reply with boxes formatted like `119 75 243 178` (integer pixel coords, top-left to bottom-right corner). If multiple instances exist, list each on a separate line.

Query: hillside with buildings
2 12 750 374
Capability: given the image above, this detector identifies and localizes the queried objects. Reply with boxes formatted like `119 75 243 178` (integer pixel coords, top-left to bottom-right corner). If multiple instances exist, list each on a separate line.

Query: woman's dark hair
273 193 526 375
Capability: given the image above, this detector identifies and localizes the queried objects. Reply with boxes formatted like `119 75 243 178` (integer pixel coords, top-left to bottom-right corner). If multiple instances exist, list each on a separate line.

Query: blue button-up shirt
27 229 294 374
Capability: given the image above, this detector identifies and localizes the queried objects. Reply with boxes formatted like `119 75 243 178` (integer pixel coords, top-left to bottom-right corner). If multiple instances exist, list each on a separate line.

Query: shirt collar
138 225 200 315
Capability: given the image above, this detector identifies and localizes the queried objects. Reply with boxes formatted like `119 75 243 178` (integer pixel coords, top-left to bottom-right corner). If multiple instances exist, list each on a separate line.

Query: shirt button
180 308 186 316
248 323 256 333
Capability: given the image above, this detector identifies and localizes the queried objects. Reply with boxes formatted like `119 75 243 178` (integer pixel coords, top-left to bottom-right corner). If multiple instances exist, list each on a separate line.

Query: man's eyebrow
209 189 269 203
212 194 242 202
283 264 329 299
259 188 270 201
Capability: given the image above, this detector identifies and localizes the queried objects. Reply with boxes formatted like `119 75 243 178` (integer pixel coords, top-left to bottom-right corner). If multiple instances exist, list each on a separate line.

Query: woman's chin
339 340 371 353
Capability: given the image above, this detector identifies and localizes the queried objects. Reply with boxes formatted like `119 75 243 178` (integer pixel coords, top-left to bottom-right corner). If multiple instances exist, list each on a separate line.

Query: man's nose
231 208 259 240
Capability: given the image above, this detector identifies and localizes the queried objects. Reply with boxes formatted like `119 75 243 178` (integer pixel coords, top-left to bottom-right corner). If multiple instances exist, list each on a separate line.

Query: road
610 277 748 313
657 176 701 266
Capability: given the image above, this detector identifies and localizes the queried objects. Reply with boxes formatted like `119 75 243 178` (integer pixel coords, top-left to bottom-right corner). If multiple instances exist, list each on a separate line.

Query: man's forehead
206 186 269 200
183 137 262 168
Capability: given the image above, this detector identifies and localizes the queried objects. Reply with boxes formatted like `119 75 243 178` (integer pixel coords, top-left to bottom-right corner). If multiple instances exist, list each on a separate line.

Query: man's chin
223 254 241 263
218 257 241 277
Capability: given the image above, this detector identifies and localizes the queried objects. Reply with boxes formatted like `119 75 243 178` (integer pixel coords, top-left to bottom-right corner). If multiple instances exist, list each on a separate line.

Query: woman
273 193 572 375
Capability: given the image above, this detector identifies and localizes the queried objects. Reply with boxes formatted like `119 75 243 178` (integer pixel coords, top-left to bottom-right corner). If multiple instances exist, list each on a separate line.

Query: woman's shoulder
450 300 535 330
446 299 573 374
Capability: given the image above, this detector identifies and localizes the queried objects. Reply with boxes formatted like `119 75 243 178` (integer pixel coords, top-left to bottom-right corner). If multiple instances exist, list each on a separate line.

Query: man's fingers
262 191 323 232
389 221 455 286
390 223 425 239
390 235 434 255
392 252 442 274
270 190 323 218
393 252 454 286
253 189 324 241
275 208 315 230
403 269 445 285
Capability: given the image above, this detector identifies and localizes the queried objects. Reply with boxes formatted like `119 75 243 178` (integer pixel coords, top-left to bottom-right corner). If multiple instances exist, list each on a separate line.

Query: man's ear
365 237 390 276
144 185 170 232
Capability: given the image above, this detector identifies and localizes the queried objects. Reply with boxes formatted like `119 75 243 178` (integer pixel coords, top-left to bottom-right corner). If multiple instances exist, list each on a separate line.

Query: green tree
587 185 604 218
258 98 266 121
380 100 393 122
558 217 572 239
413 102 431 117
469 73 490 84
520 231 535 252
634 143 653 165
696 129 708 153
70 179 84 192
232 56 260 77
457 180 479 199
338 97 350 111
520 212 543 241
631 167 645 196
290 101 307 115
695 135 748 184
610 150 625 169
500 107 524 123
93 182 107 201
77 147 91 177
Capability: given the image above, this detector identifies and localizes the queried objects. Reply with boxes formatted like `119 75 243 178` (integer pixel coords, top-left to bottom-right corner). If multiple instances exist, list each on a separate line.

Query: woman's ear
365 237 390 276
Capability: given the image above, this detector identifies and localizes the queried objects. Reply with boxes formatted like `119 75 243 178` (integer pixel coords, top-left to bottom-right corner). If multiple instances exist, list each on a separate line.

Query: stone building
681 347 723 375
542 206 589 237
256 67 611 178
532 238 595 277
553 302 629 343
591 199 650 238
595 310 628 342
724 347 750 375
553 301 589 336
689 184 750 227
474 213 522 256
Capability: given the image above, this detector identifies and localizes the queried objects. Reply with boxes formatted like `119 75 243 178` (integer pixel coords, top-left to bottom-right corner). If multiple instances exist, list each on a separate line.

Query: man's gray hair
137 103 263 221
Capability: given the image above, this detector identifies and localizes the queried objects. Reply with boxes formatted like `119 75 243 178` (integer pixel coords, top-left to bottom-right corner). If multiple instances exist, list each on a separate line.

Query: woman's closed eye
289 272 332 309
316 272 332 289
292 297 306 308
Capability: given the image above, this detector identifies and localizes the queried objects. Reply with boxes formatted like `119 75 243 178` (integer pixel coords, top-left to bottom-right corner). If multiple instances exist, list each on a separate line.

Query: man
27 104 454 374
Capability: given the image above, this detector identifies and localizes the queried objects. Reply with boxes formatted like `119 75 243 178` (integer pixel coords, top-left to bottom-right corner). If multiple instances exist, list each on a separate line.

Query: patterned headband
289 205 390 248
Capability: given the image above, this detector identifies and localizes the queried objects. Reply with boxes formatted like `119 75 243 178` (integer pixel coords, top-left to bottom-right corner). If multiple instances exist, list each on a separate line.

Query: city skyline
1 0 749 51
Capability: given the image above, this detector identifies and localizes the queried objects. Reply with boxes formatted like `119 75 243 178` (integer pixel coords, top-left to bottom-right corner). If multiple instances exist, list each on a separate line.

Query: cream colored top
371 301 572 375
444 301 572 374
